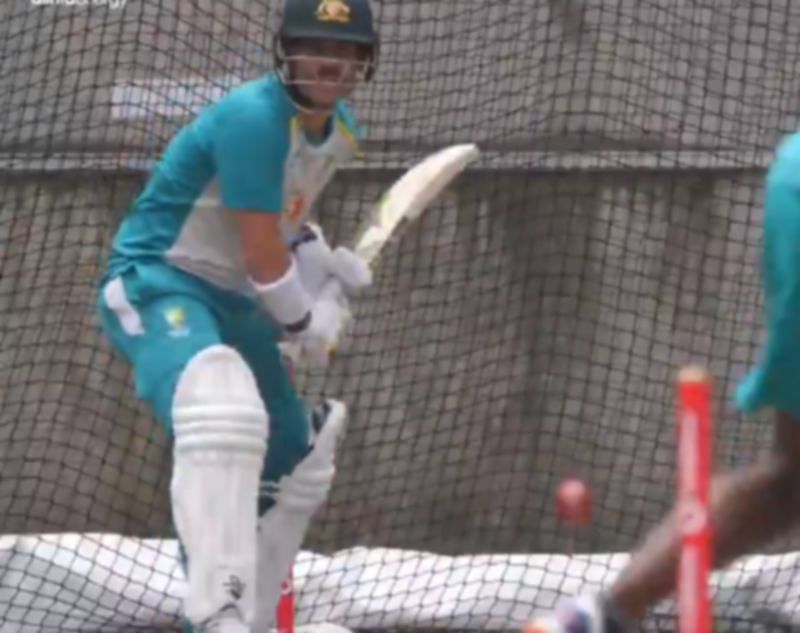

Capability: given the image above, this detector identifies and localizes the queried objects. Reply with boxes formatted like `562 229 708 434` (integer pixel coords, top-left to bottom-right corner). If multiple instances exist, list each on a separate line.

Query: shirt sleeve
735 134 800 418
212 92 290 213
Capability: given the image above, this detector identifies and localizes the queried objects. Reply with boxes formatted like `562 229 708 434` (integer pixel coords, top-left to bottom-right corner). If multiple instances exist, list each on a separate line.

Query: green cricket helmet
274 0 379 106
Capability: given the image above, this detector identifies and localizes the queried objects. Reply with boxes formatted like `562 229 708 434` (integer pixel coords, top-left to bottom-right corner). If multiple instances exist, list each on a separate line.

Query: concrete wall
2 0 800 557
304 168 780 555
0 175 175 536
1 0 799 152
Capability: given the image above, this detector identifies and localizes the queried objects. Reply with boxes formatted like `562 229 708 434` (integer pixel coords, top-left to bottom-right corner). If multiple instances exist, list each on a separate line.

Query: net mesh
2 0 800 631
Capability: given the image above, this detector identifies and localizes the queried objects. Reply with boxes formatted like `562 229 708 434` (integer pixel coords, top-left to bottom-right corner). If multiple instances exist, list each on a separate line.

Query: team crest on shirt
316 0 351 23
164 306 190 337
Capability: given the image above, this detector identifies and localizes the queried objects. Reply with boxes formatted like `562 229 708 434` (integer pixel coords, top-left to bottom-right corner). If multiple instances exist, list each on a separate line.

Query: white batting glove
287 281 351 367
292 223 372 298
329 246 372 293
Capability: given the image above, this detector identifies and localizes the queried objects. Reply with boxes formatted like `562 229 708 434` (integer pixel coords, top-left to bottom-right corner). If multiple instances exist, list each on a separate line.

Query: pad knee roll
171 345 268 626
172 344 268 455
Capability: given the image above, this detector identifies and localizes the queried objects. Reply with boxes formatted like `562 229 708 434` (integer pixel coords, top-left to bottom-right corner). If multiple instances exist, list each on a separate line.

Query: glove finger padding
292 223 372 297
330 247 372 292
292 224 336 299
313 286 351 341
291 284 351 367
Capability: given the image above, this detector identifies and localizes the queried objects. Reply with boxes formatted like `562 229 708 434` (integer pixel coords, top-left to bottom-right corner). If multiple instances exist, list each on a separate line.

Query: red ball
556 478 592 526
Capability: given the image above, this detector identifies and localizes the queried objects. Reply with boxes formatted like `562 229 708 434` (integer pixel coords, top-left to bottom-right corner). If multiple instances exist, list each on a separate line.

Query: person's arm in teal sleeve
211 97 315 332
212 98 291 287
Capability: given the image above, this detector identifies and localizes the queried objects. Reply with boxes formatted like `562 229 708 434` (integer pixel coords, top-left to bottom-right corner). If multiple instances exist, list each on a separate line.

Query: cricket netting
2 1 800 631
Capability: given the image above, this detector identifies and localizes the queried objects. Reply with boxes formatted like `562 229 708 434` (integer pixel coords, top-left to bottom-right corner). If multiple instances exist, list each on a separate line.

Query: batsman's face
285 38 370 108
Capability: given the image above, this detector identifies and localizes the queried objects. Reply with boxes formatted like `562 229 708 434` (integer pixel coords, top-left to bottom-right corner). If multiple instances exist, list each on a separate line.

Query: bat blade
353 143 480 264
281 143 479 367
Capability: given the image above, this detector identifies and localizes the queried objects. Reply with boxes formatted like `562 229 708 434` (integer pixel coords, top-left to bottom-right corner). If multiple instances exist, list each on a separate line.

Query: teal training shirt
106 72 361 295
736 131 800 418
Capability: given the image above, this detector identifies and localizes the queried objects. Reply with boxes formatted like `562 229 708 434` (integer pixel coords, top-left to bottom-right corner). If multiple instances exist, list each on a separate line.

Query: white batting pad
252 400 347 631
171 344 269 626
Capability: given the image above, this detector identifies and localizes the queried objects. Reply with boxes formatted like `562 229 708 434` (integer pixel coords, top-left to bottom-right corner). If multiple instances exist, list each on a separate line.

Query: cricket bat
351 143 480 265
283 143 480 364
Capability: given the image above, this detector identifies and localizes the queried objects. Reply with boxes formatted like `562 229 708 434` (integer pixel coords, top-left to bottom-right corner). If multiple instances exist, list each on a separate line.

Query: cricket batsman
527 133 800 630
95 0 378 631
